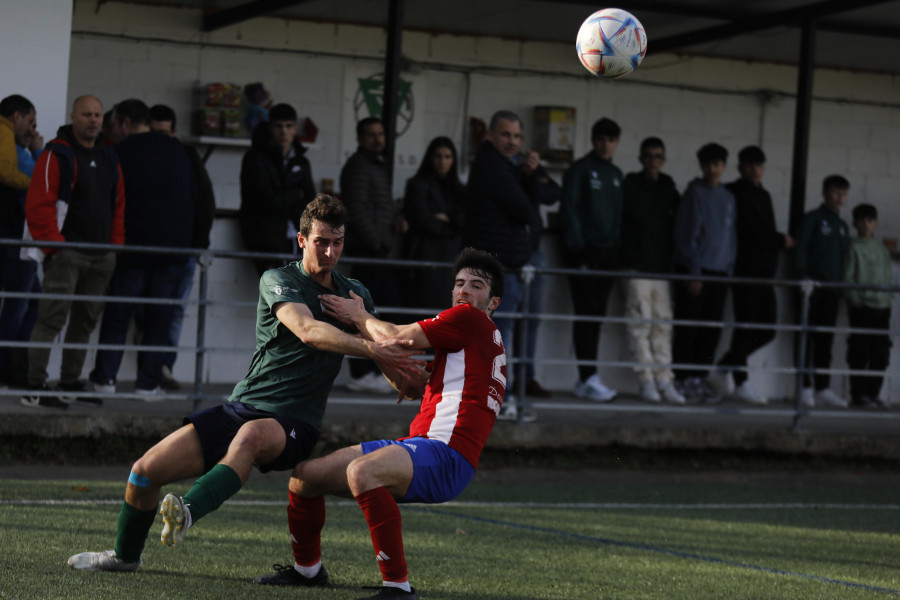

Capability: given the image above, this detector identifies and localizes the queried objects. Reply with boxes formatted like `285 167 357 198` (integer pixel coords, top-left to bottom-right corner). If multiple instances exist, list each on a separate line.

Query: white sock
294 561 321 579
383 580 412 593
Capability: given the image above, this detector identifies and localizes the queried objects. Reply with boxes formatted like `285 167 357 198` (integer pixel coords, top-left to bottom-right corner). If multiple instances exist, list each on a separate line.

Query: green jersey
228 261 376 431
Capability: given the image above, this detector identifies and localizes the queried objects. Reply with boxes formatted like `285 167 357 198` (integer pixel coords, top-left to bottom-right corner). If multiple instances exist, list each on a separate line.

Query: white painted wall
0 0 73 137
46 1 900 403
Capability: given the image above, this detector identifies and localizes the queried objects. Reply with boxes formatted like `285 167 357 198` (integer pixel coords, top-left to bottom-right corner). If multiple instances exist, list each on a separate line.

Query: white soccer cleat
160 493 189 549
67 550 142 572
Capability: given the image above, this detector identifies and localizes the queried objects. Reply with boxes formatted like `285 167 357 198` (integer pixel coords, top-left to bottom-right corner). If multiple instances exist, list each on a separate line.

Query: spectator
88 99 194 398
240 103 315 276
0 95 42 387
793 175 851 408
149 104 216 390
672 143 737 402
340 117 403 395
465 110 558 421
707 146 794 404
843 203 892 409
560 117 623 404
620 137 684 404
21 95 125 410
401 136 465 312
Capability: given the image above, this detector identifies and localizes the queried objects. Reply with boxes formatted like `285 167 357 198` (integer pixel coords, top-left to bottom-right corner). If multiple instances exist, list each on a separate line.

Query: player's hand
687 281 702 297
374 337 425 380
394 364 429 403
319 290 366 325
521 150 540 174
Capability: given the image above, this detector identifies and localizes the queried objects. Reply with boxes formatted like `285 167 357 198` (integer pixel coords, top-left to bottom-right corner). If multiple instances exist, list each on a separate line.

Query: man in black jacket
464 110 559 421
240 103 316 276
708 146 794 404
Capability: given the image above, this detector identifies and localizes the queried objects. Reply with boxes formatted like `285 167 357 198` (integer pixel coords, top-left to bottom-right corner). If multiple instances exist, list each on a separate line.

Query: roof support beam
650 0 895 53
788 19 818 236
202 0 310 32
382 0 404 186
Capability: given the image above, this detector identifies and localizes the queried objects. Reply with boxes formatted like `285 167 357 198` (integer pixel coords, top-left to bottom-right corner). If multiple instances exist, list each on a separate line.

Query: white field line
2 499 899 510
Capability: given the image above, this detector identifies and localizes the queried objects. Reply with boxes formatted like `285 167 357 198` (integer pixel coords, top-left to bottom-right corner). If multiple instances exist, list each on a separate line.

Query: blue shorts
185 402 319 474
361 437 475 504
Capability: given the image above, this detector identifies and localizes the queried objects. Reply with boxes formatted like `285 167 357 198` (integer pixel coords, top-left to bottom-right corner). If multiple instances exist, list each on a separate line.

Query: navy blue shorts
361 437 474 504
185 402 319 474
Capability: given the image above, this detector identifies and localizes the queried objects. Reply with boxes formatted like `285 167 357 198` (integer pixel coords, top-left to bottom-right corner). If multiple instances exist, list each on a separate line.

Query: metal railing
1 237 897 428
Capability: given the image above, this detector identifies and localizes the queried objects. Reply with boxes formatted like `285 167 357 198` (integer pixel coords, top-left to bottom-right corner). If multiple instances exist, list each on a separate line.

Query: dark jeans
717 283 777 385
494 250 546 386
567 256 617 383
672 269 728 381
846 305 892 401
348 259 404 379
795 289 840 390
0 246 40 385
91 261 188 390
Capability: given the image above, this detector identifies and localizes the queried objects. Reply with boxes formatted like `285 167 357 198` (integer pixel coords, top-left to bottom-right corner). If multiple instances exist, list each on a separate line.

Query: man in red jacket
20 94 125 410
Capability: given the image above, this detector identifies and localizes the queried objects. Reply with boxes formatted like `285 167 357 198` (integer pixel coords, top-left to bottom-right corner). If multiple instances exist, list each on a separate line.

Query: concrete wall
53 1 900 403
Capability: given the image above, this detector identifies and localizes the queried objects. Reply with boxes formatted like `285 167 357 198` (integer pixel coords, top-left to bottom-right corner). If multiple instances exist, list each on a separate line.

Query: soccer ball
576 8 647 79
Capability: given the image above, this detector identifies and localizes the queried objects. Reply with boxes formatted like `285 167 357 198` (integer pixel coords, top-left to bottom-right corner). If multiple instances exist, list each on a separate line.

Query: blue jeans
493 249 546 389
91 261 188 390
0 245 39 382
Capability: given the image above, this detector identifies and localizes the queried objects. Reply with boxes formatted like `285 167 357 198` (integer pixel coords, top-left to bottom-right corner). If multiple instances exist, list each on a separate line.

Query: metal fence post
792 279 815 429
192 251 212 411
516 264 536 424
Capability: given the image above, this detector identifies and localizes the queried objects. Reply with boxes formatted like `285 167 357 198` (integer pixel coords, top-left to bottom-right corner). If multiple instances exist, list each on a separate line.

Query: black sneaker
58 381 103 407
20 384 68 410
356 586 418 600
252 563 328 586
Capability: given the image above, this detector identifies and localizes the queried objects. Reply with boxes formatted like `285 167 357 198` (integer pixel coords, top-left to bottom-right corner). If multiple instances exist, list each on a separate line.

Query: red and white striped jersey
402 303 507 469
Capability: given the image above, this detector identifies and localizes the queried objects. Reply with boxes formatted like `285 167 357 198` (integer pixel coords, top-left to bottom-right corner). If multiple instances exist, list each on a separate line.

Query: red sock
355 487 408 583
287 492 326 567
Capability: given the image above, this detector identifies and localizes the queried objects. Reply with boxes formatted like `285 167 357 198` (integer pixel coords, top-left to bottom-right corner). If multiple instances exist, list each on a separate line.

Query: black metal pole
788 19 817 235
382 0 404 188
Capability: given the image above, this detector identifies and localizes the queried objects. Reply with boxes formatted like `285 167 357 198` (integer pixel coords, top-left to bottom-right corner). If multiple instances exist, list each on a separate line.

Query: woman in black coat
401 136 466 311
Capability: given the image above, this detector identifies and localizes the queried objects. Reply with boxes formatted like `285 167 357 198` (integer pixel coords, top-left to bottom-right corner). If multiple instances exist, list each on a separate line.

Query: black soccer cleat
252 563 329 586
356 585 419 600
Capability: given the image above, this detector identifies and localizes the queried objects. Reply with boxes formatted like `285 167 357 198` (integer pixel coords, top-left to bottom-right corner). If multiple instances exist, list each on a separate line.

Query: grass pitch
2 469 899 600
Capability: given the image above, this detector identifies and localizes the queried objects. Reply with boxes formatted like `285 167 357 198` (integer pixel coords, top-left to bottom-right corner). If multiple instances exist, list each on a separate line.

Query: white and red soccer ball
576 8 647 79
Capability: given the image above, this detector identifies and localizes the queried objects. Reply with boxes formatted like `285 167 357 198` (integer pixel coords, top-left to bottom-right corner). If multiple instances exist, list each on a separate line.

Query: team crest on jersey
270 284 299 296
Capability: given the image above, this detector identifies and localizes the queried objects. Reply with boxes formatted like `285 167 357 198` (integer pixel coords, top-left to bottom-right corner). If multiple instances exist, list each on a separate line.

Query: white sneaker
800 387 815 408
497 397 518 421
135 386 166 401
639 380 661 403
160 493 189 549
574 374 617 402
705 370 735 398
734 382 767 405
90 379 116 394
346 372 394 394
659 381 686 405
67 550 142 572
815 388 848 409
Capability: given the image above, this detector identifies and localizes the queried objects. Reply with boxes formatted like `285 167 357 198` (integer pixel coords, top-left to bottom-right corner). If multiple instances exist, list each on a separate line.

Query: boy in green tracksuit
844 203 894 409
793 175 851 408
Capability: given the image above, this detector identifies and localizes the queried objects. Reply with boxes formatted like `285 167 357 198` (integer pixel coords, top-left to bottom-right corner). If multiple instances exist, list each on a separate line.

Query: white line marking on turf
2 499 899 510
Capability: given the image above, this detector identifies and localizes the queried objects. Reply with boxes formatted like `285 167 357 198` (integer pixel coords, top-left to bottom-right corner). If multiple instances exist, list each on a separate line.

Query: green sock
182 464 243 524
114 501 158 563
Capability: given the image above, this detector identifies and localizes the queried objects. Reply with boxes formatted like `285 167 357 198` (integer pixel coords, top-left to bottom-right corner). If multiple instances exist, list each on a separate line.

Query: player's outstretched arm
319 291 430 348
274 301 422 378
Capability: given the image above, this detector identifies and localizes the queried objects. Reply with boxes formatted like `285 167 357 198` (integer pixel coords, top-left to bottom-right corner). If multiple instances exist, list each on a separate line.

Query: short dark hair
149 104 177 129
114 99 151 126
737 145 766 165
299 193 346 238
697 143 728 165
591 118 620 141
823 174 850 192
489 110 522 132
639 136 665 155
852 203 877 221
453 247 505 300
268 103 297 123
0 94 34 119
356 116 383 139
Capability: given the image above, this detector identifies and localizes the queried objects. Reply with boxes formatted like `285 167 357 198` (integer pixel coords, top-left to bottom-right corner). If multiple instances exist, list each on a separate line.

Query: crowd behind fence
1 238 898 428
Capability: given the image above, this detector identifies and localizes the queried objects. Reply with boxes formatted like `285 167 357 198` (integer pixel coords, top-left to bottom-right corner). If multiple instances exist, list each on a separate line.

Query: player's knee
345 457 373 495
231 421 275 457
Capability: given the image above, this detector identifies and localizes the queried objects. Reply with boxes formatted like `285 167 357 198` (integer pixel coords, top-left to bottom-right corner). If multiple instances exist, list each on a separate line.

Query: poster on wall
341 65 426 198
